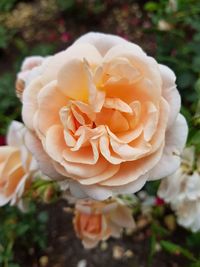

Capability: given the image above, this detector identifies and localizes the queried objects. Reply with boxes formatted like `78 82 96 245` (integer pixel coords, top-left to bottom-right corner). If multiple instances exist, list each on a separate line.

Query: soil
14 201 189 267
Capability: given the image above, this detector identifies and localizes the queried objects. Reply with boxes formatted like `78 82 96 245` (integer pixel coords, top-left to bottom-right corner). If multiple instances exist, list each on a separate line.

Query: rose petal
25 130 63 179
7 121 25 147
36 80 66 135
41 43 102 86
149 113 188 180
159 64 181 128
57 59 90 102
75 32 133 56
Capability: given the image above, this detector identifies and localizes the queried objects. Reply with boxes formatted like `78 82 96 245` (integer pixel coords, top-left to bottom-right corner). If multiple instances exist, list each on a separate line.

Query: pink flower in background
61 32 71 43
0 136 5 146
155 197 165 206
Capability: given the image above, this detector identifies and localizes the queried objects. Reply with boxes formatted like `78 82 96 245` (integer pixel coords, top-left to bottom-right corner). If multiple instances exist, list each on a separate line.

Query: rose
21 32 188 200
158 147 200 232
158 146 196 203
73 198 134 249
0 121 38 206
16 56 44 100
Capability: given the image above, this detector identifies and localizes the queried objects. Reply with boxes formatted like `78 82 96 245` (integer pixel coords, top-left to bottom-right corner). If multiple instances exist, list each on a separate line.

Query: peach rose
16 56 44 100
0 121 38 206
22 32 188 200
73 198 135 248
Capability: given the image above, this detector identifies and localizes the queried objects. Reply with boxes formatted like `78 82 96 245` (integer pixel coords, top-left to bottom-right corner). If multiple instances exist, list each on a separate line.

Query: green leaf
190 261 200 267
144 2 159 12
181 106 192 126
147 234 156 267
177 72 196 89
38 212 48 223
151 222 170 237
187 232 200 249
8 264 21 267
0 26 9 49
145 180 160 195
30 43 56 56
160 240 196 261
16 224 29 237
0 0 17 12
189 131 200 151
192 57 200 72
57 0 75 10
195 79 200 97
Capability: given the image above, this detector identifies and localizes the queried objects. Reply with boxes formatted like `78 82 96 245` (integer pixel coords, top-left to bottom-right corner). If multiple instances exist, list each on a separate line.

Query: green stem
4 239 14 267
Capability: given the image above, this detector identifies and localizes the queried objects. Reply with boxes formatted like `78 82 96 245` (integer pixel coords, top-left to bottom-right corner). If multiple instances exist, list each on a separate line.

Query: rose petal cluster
0 121 38 206
158 147 200 232
20 32 188 200
73 198 135 248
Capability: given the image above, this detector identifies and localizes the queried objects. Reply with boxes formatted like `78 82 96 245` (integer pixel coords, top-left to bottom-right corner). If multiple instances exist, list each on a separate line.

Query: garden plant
0 1 200 267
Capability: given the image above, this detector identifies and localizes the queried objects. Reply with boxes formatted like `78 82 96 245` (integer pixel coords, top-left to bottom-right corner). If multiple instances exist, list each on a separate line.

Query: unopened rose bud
15 78 25 100
15 56 44 101
43 185 55 203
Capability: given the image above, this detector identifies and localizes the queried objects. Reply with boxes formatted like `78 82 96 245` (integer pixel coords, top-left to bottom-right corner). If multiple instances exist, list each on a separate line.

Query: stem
4 239 14 267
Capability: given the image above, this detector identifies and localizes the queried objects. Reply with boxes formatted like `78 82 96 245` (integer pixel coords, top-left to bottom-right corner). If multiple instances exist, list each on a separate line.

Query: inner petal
104 77 159 105
5 166 25 197
95 108 129 133
63 145 98 165
109 110 129 133
106 57 141 83
143 101 159 142
57 59 89 102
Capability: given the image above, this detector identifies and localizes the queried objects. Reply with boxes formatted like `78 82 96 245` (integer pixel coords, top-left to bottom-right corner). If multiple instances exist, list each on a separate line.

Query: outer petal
157 169 183 202
36 81 66 136
68 173 149 201
74 32 134 56
22 77 43 130
24 130 64 180
159 64 181 128
0 194 12 206
149 114 188 180
69 181 113 201
20 56 44 71
101 143 164 186
7 121 24 147
112 173 149 195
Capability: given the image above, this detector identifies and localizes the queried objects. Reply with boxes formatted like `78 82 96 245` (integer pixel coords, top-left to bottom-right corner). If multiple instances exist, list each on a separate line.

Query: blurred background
0 1 200 267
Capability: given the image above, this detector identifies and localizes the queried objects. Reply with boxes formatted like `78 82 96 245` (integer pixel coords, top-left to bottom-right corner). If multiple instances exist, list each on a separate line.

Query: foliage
0 203 48 267
0 0 17 12
0 72 21 135
0 0 200 265
145 0 200 148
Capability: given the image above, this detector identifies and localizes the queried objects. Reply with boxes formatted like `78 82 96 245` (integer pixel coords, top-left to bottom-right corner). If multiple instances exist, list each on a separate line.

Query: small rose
0 121 38 206
73 198 135 249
